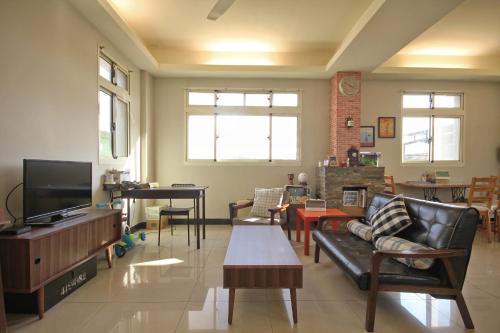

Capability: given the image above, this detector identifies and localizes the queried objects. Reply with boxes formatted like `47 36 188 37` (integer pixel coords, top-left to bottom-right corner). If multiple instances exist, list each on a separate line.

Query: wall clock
339 76 360 97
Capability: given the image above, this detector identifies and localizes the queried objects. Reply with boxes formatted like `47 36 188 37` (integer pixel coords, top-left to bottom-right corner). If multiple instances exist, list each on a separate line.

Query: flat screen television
23 159 92 224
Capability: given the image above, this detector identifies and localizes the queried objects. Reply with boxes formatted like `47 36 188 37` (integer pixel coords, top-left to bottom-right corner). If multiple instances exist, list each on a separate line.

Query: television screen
23 159 92 223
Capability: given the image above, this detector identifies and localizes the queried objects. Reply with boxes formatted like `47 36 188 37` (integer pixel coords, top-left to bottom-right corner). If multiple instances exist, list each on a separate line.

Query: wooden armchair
384 175 396 194
229 190 291 240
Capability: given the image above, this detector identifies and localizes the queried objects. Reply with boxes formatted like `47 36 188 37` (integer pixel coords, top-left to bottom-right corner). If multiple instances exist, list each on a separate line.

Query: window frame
400 91 465 166
98 48 131 164
184 88 302 165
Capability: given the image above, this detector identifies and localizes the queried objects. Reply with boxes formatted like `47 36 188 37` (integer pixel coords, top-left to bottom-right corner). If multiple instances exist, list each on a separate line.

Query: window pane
115 68 128 91
217 93 244 106
99 90 113 160
402 117 430 162
216 115 269 160
188 115 215 159
433 117 460 161
434 94 461 108
272 116 298 160
99 57 112 81
113 98 129 158
245 93 270 107
402 94 430 108
188 92 215 106
273 93 298 107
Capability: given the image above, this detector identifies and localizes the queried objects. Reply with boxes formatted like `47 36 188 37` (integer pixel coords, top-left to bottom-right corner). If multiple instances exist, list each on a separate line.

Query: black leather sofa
312 193 479 332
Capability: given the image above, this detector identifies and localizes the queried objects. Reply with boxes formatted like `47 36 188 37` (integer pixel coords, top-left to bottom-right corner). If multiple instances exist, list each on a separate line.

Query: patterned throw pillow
250 188 284 217
370 195 413 241
375 236 435 270
346 219 372 241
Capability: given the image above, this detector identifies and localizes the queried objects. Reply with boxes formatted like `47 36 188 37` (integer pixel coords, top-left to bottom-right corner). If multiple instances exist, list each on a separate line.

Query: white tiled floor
6 225 500 332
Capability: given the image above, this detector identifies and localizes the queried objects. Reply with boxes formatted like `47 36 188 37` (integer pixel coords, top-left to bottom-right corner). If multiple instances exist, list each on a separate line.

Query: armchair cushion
232 216 287 226
375 236 435 270
346 219 372 241
371 195 413 241
250 188 284 217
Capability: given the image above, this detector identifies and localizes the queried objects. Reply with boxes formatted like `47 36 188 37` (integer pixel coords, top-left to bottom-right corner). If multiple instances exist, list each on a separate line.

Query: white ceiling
69 0 500 80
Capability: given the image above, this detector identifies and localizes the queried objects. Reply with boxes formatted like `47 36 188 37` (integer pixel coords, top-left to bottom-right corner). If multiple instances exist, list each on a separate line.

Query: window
186 89 300 162
98 51 130 161
401 92 463 164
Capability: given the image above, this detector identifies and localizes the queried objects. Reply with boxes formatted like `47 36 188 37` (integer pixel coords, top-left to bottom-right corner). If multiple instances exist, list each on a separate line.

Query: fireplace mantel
316 166 385 208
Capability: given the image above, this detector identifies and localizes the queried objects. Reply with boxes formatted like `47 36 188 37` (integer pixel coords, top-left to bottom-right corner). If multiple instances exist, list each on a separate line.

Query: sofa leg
314 244 320 263
365 289 377 332
455 291 474 329
287 223 291 241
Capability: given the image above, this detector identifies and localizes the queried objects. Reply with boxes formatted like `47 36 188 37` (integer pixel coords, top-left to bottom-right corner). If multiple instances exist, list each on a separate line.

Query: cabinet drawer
30 223 88 289
88 215 120 254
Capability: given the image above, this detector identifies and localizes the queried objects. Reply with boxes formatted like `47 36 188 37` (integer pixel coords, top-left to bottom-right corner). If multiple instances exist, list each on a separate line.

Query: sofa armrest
268 203 290 225
372 248 467 260
317 214 366 230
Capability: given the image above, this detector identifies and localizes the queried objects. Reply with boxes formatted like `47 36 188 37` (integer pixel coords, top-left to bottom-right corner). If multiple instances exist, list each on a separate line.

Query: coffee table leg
304 220 310 256
290 288 298 323
228 288 235 324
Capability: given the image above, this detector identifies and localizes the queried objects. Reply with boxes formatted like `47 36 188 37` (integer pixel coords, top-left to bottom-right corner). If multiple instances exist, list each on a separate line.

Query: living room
0 0 499 332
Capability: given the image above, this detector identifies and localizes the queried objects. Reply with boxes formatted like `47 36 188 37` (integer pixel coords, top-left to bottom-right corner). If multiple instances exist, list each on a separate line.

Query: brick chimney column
329 71 361 163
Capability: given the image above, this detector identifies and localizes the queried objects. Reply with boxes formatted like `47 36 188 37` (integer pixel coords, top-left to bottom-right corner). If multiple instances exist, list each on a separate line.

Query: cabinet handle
35 257 41 264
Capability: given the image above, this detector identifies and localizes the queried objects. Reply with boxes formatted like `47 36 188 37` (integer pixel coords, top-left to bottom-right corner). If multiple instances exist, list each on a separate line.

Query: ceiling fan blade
207 0 236 20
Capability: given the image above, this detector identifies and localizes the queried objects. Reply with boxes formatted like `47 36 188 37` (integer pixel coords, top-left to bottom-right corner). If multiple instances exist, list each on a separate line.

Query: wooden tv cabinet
0 209 121 319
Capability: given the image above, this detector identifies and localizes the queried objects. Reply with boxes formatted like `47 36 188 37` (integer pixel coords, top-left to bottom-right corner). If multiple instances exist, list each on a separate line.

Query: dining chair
384 175 396 194
157 184 196 246
456 177 495 242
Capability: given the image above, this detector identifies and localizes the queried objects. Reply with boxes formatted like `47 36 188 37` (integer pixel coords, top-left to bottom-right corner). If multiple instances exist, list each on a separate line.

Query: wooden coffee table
223 226 303 324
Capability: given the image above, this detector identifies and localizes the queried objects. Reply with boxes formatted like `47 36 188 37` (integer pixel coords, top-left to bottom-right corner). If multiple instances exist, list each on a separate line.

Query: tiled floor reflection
6 225 500 332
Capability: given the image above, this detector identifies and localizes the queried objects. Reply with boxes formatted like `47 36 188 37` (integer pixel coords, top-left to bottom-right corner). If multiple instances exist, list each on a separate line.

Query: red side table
295 208 350 256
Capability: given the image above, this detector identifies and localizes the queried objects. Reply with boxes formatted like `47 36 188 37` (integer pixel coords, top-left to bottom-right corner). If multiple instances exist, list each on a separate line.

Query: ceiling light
206 41 273 53
206 56 274 66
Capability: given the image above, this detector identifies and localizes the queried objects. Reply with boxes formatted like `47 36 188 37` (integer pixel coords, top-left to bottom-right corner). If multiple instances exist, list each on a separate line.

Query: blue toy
114 225 146 257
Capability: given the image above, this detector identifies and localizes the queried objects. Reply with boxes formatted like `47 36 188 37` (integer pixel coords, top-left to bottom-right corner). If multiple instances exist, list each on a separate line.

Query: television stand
0 209 121 320
27 212 88 227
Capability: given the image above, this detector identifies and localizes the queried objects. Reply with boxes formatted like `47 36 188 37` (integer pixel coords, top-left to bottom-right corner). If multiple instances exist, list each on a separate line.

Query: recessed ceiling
70 0 500 80
109 0 373 53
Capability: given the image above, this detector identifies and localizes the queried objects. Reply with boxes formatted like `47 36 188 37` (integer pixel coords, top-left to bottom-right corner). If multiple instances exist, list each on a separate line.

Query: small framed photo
360 126 375 147
378 117 396 138
328 155 338 166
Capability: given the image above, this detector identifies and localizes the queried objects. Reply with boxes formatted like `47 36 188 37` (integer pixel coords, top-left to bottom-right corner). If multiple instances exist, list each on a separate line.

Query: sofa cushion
312 230 442 290
250 188 284 217
375 236 434 270
346 219 372 241
371 195 413 241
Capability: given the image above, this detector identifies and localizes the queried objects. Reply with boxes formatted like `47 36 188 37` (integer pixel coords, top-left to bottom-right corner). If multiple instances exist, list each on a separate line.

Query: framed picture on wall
360 126 375 147
378 117 396 138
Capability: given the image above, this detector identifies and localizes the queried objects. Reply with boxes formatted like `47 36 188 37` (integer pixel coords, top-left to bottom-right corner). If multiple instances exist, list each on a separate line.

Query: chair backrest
492 176 500 202
384 175 396 194
467 177 495 208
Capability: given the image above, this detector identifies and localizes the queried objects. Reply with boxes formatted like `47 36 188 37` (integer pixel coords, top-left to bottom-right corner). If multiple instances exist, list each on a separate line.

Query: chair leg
287 221 291 240
157 215 161 246
455 291 474 329
170 216 173 236
365 288 378 332
483 213 492 243
187 214 190 246
314 244 320 263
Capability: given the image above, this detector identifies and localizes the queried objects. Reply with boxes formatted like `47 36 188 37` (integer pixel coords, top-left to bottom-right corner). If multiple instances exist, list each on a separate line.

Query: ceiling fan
207 0 236 20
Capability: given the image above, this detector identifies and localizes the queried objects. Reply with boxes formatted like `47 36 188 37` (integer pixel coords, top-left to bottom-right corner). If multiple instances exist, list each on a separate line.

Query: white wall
153 78 330 218
0 0 142 224
361 79 500 200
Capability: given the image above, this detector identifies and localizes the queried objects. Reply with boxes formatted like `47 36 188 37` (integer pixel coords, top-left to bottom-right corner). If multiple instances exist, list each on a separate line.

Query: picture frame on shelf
360 126 375 147
378 117 396 138
328 155 338 166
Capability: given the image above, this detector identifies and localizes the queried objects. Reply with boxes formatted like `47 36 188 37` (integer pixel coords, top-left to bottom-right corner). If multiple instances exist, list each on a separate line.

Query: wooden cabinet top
0 209 121 241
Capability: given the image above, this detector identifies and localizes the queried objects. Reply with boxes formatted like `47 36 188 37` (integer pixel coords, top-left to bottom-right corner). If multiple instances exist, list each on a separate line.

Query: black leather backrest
366 193 478 249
